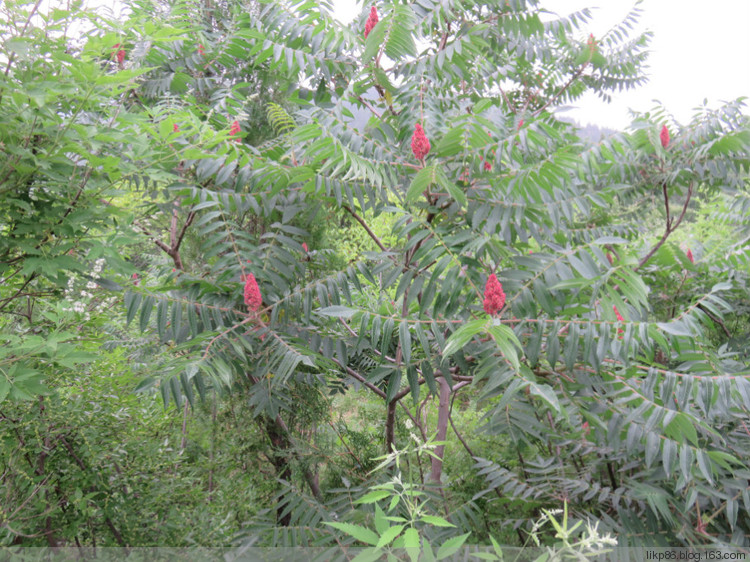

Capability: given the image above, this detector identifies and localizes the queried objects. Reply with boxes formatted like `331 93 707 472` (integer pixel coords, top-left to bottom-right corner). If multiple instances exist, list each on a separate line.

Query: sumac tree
3 0 750 549
124 0 750 547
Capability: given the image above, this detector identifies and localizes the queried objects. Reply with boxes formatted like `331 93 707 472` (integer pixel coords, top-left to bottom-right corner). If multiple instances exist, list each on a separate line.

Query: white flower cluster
63 276 90 319
529 505 617 556
62 258 116 321
583 521 618 550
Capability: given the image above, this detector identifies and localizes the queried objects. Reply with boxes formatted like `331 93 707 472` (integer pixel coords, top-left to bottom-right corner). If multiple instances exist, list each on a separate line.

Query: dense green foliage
2 0 750 554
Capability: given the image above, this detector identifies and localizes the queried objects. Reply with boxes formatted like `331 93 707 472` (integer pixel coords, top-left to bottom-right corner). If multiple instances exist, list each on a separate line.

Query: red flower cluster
517 119 524 130
586 33 596 54
481 134 496 171
660 124 670 148
112 44 125 65
198 44 205 56
613 305 624 336
302 242 309 253
411 123 430 160
229 120 241 142
173 123 180 133
244 274 262 312
686 248 694 263
613 305 624 322
483 274 506 316
132 272 139 286
364 6 378 38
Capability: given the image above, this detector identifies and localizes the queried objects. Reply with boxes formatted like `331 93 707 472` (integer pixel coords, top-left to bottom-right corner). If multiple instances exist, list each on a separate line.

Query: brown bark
429 377 451 483
385 399 397 453
636 181 693 271
264 417 293 526
261 413 323 526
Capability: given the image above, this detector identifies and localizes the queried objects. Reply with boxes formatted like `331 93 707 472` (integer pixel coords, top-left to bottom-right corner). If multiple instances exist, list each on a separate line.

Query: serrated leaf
351 548 384 562
662 439 677 479
487 323 522 370
357 490 391 504
318 305 357 318
420 515 455 527
696 450 714 485
402 528 421 562
443 319 486 357
376 525 404 548
124 292 142 327
399 321 411 364
325 522 379 546
406 165 439 202
436 533 470 560
658 321 693 337
527 381 561 415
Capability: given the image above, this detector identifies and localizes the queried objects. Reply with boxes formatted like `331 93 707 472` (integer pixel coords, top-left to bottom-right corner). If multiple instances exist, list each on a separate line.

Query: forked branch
636 181 694 271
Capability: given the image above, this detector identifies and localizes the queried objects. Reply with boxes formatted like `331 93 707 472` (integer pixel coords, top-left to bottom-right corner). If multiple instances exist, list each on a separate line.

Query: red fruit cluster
364 6 378 38
660 124 670 148
483 274 506 316
613 305 624 322
411 123 430 160
586 33 596 54
112 44 125 65
229 120 241 142
302 242 309 253
686 248 694 264
613 305 624 336
244 274 262 312
173 123 180 133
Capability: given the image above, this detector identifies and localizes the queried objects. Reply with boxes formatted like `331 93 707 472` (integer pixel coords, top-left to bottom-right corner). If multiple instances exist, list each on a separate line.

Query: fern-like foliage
104 0 750 548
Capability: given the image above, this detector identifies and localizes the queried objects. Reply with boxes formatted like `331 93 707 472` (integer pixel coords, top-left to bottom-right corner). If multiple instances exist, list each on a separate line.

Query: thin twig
342 205 387 252
0 0 44 104
636 181 694 271
448 391 476 460
356 95 382 120
533 63 589 117
335 361 386 399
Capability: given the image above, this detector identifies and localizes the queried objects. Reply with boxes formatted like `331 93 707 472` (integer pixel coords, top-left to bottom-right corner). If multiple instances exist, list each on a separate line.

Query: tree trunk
261 414 323 525
385 399 397 453
430 377 451 483
263 417 293 526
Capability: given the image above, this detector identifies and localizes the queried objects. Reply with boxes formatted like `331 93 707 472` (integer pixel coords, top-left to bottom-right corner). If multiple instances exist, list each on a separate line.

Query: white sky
63 0 750 130
332 0 750 130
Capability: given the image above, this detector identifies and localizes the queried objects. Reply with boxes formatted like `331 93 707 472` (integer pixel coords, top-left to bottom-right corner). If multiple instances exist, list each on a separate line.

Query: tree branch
133 220 172 254
59 436 128 549
342 205 387 252
636 181 693 271
334 360 386 399
357 96 382 120
0 0 44 105
533 63 589 117
448 389 476 461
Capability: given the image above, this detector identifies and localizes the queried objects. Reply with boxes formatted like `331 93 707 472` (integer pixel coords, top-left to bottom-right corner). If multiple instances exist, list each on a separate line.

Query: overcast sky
332 0 750 130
